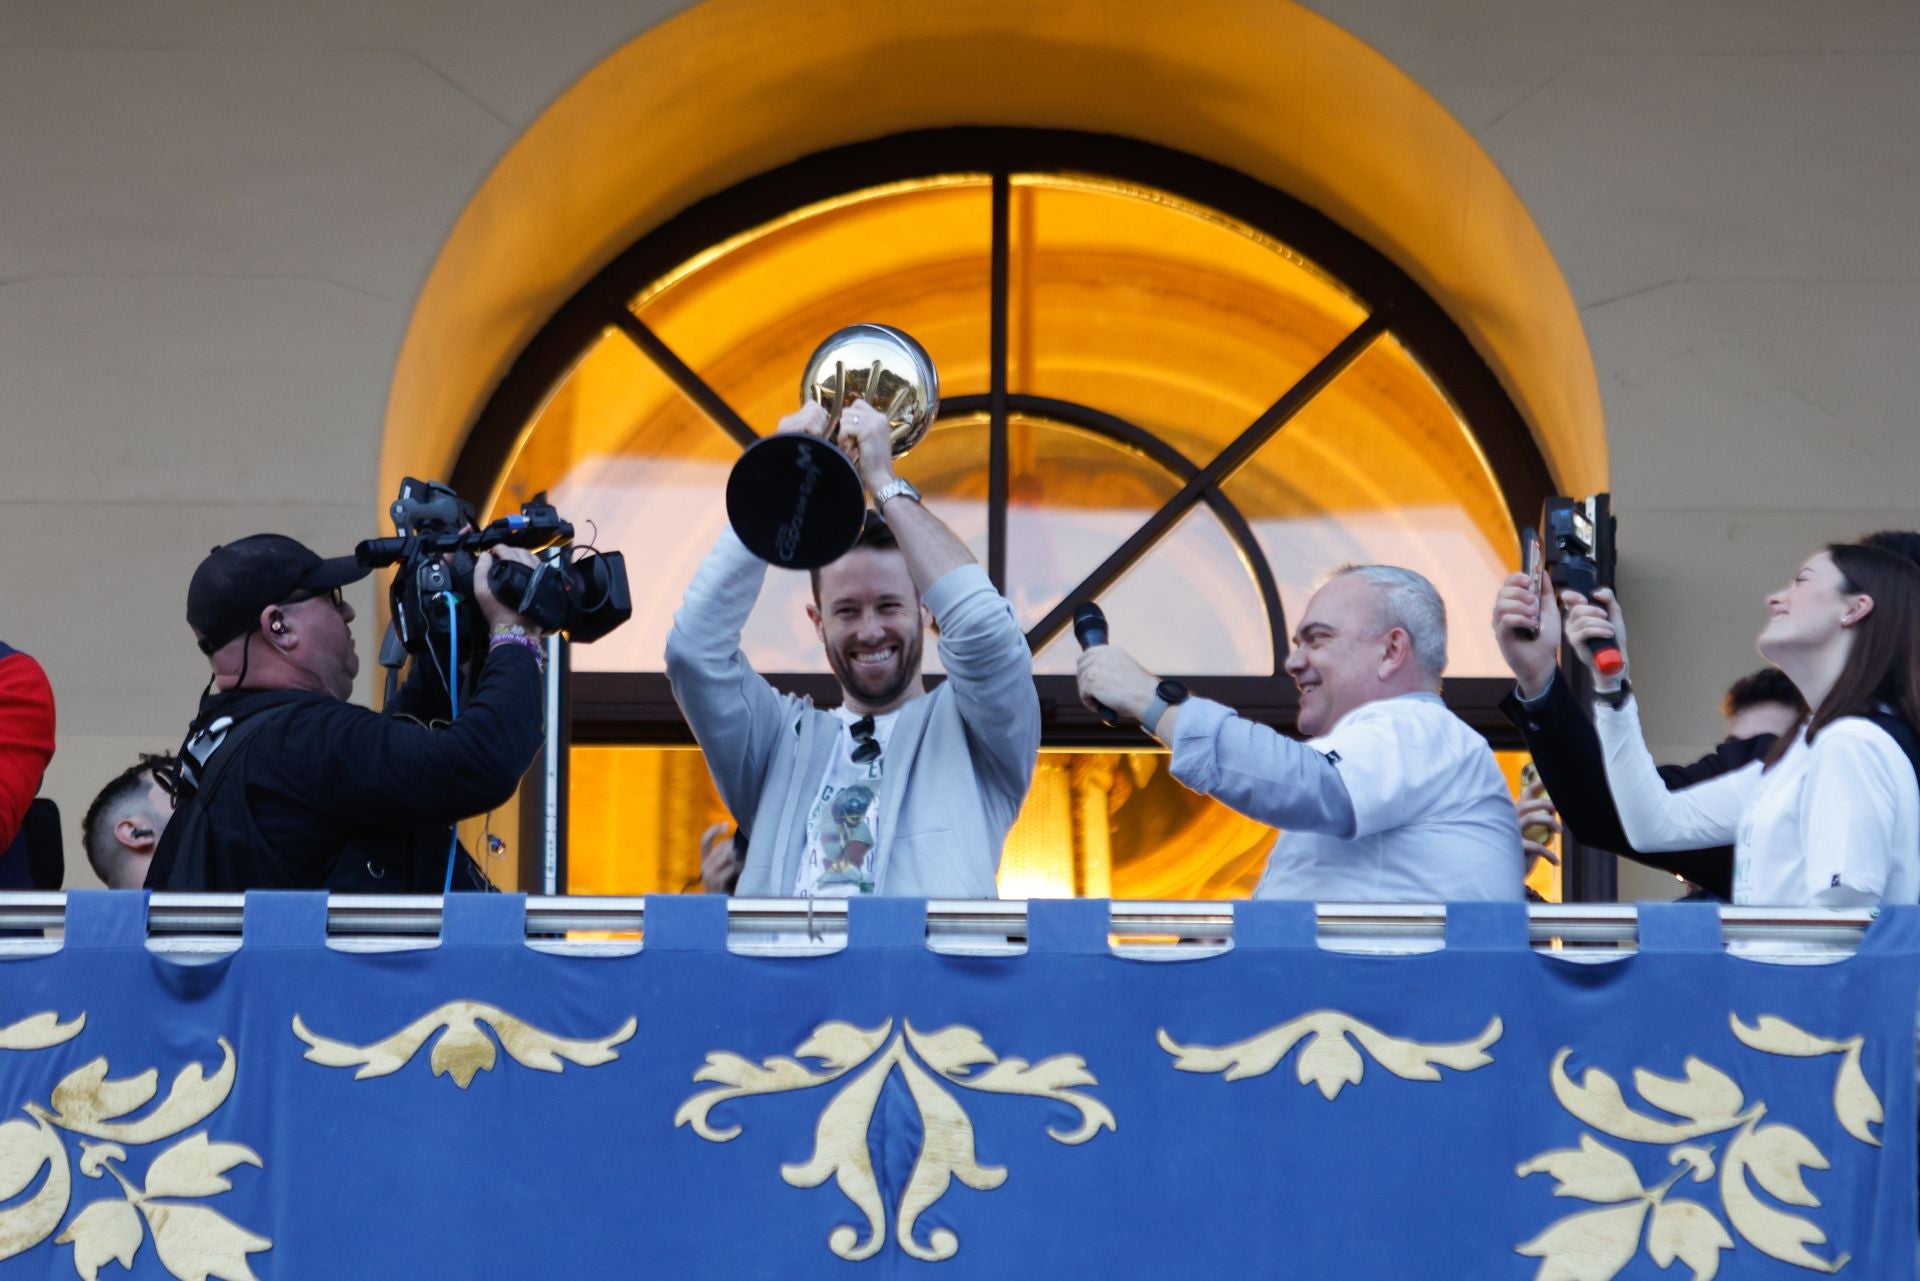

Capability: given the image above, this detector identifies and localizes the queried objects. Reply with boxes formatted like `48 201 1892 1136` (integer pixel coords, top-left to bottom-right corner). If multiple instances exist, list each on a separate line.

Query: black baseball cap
186 534 370 655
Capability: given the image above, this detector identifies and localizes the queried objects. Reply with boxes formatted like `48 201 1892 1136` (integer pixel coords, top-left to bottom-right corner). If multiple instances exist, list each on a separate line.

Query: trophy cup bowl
726 323 940 568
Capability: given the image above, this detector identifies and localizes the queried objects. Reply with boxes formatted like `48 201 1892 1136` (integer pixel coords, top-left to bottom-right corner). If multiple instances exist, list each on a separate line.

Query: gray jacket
664 529 1039 897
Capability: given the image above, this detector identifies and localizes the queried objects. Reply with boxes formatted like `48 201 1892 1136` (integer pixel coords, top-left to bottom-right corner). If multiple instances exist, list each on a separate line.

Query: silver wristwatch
873 477 923 509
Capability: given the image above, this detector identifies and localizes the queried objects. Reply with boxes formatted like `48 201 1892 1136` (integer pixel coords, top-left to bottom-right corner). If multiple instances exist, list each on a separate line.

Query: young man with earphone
145 533 549 892
82 753 176 888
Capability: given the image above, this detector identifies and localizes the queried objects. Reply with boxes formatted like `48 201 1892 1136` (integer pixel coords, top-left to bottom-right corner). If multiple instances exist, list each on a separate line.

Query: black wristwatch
1595 678 1634 710
1142 679 1190 737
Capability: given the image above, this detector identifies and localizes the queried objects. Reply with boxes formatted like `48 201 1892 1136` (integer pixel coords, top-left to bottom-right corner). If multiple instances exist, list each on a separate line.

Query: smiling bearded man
666 398 1039 900
1076 564 1522 904
809 531 927 713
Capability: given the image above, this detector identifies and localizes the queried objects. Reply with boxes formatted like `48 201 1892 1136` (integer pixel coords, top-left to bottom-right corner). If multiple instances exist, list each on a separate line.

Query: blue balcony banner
0 892 1912 1278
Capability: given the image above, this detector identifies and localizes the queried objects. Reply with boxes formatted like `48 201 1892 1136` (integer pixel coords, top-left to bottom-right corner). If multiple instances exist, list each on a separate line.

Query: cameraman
146 533 546 892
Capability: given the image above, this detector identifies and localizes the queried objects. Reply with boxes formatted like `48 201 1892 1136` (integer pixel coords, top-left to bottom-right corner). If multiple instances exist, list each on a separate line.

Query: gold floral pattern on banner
1157 1010 1503 1099
1515 1013 1885 1279
676 1020 1114 1263
292 1002 637 1089
0 1014 83 1054
0 1011 270 1280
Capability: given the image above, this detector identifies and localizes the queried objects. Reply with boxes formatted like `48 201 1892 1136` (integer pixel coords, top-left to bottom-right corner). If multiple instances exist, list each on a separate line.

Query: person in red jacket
0 642 56 887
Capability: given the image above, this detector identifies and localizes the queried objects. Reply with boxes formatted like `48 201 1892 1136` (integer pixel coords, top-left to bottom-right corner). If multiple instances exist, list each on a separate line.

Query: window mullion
1021 312 1388 656
986 171 1012 592
607 307 760 449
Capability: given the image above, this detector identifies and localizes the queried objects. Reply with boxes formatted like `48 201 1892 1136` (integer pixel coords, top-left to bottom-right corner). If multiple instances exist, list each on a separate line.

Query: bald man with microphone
1076 565 1523 902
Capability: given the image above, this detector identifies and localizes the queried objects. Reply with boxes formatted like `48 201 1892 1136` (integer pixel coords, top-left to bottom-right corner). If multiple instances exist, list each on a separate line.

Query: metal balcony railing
0 893 1874 958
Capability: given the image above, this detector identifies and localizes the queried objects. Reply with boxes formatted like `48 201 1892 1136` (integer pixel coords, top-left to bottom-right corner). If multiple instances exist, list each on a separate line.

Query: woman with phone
1564 541 1920 908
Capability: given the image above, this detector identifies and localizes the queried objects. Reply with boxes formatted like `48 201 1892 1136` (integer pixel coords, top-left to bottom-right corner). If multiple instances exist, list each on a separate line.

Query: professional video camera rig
356 477 631 691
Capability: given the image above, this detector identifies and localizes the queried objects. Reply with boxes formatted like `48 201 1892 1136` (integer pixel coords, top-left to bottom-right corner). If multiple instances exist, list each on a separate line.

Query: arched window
455 129 1552 901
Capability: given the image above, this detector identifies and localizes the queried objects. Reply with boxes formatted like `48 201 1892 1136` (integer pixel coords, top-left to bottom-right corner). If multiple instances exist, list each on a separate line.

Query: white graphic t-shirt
793 707 898 897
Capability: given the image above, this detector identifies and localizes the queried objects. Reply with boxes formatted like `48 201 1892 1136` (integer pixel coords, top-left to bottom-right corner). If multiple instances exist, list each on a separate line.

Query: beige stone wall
1331 3 1920 896
3 1 1914 896
0 4 692 883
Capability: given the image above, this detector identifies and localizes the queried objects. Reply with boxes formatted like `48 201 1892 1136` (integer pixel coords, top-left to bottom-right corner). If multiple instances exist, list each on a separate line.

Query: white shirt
1597 701 1920 907
1255 694 1522 901
792 707 898 898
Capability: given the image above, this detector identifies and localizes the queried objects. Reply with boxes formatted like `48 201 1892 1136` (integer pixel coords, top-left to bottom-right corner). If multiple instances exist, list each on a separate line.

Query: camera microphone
1072 603 1121 726
354 536 411 568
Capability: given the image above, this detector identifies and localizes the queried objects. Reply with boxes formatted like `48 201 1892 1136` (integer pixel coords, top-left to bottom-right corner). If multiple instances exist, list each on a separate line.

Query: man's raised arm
835 398 1037 801
835 401 972 591
664 429 804 825
1076 643 1358 835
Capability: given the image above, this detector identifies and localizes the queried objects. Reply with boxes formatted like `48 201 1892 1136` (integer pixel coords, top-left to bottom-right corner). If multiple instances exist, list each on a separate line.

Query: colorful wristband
488 632 546 669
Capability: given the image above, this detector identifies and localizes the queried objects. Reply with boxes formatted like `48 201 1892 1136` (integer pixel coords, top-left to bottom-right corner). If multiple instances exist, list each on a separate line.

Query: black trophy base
726 433 868 569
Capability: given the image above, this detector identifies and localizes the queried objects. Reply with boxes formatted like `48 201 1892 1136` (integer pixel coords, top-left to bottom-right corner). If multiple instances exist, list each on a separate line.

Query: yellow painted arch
382 0 1604 505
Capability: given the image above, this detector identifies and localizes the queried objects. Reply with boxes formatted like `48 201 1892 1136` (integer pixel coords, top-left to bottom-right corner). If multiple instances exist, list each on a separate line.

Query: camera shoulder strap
153 699 304 892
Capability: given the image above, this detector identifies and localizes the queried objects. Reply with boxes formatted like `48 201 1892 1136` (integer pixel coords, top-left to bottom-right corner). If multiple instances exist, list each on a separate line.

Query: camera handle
493 547 562 616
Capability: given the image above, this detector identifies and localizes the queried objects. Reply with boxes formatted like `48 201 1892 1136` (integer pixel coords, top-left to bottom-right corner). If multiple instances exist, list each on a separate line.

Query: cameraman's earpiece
268 614 287 636
130 828 154 840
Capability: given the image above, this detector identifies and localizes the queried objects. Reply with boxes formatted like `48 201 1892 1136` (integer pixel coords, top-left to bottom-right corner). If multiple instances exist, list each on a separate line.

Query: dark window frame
455 127 1551 753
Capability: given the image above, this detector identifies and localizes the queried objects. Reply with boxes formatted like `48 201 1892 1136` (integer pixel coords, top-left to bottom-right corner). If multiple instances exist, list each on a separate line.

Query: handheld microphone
1072 603 1122 726
1072 602 1108 649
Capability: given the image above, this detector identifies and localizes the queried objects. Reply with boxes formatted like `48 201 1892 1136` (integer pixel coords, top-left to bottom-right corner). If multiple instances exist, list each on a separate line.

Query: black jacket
146 645 544 892
1499 672 1775 902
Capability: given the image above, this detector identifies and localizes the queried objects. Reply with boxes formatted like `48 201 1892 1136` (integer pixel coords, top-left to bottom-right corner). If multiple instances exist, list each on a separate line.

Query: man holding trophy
666 326 1039 899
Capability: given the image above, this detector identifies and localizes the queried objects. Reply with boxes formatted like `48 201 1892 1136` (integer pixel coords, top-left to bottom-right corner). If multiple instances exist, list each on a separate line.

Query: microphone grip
1072 604 1121 726
1082 650 1120 727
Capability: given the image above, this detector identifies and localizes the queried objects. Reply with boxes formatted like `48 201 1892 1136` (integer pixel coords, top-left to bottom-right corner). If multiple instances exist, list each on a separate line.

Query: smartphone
1514 527 1542 640
1519 762 1554 845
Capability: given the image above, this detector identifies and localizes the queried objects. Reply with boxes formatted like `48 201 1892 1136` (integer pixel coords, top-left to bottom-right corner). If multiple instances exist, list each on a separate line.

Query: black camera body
356 478 632 665
1539 493 1615 598
1533 492 1626 678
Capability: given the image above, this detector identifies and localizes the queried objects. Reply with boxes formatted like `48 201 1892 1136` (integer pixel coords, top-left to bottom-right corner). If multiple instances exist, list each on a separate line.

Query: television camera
355 478 631 674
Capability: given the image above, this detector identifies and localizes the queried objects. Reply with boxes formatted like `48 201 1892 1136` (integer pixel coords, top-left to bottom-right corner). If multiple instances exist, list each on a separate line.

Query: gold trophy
726 324 940 568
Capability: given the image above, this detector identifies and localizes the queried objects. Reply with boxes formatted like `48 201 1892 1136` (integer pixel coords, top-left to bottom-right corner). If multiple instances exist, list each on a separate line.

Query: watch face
1156 679 1189 704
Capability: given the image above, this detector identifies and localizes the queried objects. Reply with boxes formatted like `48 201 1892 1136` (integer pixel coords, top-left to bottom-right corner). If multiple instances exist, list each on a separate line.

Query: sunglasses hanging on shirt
849 715 881 765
